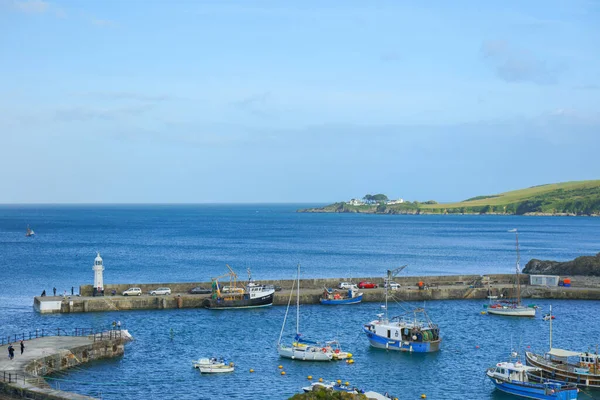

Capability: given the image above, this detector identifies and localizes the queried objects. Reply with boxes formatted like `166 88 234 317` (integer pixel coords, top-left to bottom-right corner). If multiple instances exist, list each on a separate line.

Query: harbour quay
33 274 600 314
0 329 132 400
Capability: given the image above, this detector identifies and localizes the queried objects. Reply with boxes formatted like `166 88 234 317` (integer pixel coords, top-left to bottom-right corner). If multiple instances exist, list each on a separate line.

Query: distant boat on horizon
25 225 35 237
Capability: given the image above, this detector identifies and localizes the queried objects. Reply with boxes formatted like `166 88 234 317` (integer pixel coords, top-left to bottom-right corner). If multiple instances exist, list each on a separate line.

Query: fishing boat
485 229 536 317
487 358 579 399
201 265 274 309
362 266 441 353
319 287 363 305
526 306 600 388
277 264 333 361
25 225 35 237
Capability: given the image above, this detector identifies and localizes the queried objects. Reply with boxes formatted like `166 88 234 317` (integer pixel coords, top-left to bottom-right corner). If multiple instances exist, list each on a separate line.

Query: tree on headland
363 194 388 204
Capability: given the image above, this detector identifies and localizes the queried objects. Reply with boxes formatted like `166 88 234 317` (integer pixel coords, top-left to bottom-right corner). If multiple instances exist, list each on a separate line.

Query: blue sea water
1 205 599 399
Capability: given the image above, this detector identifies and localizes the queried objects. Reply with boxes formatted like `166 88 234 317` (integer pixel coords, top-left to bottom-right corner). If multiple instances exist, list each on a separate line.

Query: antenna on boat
385 265 407 322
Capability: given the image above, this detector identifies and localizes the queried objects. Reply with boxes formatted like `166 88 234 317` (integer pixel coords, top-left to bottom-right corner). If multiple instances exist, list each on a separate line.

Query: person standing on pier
71 286 74 296
7 344 14 360
20 340 24 355
53 287 56 296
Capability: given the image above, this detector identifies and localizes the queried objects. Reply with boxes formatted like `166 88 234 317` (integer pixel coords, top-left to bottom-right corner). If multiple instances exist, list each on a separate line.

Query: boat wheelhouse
319 287 363 305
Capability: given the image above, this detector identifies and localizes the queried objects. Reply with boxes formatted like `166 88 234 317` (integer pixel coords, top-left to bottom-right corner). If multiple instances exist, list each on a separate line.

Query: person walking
71 286 74 295
8 344 14 360
20 340 25 355
53 287 56 296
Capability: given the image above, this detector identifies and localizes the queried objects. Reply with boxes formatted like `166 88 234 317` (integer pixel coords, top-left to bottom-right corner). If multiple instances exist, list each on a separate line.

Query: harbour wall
30 274 600 314
78 273 523 297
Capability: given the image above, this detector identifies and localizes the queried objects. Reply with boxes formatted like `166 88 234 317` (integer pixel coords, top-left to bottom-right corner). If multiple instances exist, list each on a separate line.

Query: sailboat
277 264 332 361
363 266 442 353
25 225 35 237
486 229 536 317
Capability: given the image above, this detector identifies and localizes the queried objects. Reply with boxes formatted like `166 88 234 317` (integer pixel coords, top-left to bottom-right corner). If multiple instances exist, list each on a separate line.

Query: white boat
193 357 234 374
277 264 332 361
486 229 536 318
26 225 35 237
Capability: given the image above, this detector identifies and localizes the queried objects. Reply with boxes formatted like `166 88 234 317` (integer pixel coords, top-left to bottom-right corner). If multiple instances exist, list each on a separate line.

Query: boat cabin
489 361 538 383
364 315 439 343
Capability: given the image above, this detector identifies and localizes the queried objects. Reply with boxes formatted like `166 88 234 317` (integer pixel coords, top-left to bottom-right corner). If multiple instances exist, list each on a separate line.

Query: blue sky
1 0 599 203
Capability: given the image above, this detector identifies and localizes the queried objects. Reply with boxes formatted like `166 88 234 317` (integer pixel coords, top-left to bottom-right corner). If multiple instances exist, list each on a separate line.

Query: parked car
189 286 211 294
338 282 358 290
358 281 378 289
149 287 171 296
122 287 142 296
384 281 401 290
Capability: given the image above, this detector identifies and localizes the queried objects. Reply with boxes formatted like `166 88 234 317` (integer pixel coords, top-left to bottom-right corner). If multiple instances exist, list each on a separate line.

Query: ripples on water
1 205 599 399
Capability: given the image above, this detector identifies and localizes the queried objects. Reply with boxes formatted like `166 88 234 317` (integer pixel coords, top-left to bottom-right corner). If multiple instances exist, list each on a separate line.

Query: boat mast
511 229 521 306
296 263 300 336
549 304 553 350
385 269 390 321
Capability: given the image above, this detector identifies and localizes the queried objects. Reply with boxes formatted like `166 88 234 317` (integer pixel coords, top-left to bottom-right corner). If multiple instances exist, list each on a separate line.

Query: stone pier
0 331 132 400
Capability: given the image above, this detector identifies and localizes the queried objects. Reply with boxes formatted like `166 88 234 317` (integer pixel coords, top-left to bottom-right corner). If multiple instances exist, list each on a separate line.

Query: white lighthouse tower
93 252 105 293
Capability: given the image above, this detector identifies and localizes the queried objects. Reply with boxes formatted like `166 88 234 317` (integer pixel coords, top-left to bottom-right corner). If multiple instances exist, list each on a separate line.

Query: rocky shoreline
524 253 600 277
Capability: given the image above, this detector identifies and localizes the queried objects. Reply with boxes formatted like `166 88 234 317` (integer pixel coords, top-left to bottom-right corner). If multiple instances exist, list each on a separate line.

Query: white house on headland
348 198 365 206
387 198 404 205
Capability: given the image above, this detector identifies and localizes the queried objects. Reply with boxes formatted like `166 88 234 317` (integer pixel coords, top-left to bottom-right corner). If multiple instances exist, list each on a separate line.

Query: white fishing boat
485 229 536 317
277 264 332 361
193 357 234 374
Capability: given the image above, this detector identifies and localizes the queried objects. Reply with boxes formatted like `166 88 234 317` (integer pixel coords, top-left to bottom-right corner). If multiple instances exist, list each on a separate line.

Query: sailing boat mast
514 229 521 306
549 304 553 350
296 263 300 336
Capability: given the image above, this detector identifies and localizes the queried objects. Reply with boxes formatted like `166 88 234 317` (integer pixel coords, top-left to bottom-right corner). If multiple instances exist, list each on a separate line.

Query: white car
122 287 142 296
149 287 171 296
384 281 401 290
338 282 358 290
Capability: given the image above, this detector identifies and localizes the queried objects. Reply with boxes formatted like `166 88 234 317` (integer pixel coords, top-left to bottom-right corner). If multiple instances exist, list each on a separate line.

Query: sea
0 205 599 399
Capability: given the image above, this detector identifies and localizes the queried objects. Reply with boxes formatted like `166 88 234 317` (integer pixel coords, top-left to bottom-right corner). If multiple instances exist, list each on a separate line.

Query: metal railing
1 327 126 346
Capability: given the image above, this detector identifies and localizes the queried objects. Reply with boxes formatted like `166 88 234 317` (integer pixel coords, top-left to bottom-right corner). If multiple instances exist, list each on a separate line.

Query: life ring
335 349 340 354
322 348 327 353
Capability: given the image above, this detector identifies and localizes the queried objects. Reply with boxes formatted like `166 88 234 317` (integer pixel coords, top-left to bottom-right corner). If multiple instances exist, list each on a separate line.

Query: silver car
149 287 171 295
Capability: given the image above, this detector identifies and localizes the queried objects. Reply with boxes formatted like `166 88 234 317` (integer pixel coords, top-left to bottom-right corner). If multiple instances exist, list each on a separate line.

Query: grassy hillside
299 180 600 216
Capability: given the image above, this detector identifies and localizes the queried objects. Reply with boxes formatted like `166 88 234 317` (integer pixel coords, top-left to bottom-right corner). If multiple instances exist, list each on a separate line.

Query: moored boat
192 357 225 369
487 360 579 399
525 305 600 388
363 266 441 353
485 229 537 317
319 287 363 305
202 265 274 310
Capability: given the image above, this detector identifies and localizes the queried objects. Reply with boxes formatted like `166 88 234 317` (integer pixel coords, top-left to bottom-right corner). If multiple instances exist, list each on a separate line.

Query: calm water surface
1 205 599 399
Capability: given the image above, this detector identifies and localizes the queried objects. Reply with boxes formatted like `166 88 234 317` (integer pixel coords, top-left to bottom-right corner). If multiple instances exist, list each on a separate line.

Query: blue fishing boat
320 287 363 305
487 360 579 399
362 266 441 353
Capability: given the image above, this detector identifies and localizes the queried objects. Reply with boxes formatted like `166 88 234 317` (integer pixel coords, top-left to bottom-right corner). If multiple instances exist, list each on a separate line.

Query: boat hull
487 375 578 399
526 351 600 388
278 345 332 361
487 306 536 317
319 294 363 305
202 293 274 309
199 366 234 373
363 327 441 353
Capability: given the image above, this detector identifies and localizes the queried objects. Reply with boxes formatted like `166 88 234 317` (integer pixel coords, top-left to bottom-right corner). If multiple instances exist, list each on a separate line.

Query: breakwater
32 274 600 314
0 330 132 400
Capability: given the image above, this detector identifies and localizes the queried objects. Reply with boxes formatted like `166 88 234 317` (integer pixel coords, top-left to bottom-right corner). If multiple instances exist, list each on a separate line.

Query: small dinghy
193 357 234 373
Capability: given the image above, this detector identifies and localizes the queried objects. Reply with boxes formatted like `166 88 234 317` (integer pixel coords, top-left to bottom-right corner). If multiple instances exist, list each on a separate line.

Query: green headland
298 180 600 216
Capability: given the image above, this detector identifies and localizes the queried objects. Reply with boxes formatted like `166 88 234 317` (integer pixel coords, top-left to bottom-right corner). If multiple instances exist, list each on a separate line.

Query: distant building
387 198 404 205
348 198 365 206
529 275 559 287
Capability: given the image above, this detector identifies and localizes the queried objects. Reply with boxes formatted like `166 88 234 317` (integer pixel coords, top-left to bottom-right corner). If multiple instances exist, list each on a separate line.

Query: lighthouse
93 252 105 294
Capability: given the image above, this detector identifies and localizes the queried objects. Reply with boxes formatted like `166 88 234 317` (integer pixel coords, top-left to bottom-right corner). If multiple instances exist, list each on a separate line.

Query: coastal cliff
298 180 600 216
523 253 600 276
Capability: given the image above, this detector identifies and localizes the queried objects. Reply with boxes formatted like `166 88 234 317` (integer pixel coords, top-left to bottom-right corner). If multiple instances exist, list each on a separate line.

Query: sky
0 0 599 203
